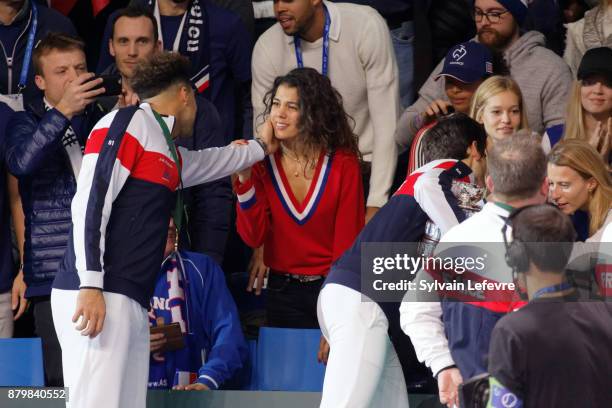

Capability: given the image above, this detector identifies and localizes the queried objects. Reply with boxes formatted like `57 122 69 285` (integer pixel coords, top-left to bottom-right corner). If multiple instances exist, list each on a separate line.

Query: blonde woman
564 0 612 77
469 76 528 142
548 139 612 242
558 47 612 164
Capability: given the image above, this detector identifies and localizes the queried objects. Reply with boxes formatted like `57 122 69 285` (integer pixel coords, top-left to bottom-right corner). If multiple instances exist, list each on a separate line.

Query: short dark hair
32 32 85 75
421 113 487 163
487 131 546 201
130 52 192 100
111 6 159 42
512 205 577 273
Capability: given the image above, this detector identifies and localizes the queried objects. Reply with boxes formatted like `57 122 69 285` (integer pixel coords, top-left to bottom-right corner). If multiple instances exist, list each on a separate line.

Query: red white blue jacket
53 103 264 308
326 159 473 321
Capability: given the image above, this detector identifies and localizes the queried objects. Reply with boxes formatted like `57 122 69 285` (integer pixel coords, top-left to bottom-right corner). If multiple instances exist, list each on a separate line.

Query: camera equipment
459 372 490 408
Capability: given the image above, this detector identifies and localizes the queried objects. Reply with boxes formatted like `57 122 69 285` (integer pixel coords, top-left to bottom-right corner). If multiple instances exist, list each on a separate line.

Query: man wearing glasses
396 0 572 149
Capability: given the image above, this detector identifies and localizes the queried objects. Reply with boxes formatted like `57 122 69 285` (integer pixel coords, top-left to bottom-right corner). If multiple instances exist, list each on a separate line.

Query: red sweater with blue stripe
235 149 365 276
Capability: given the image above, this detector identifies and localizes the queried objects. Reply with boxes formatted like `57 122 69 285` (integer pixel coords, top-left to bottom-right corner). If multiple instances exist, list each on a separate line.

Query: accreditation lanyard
18 1 38 93
532 282 572 299
293 5 330 76
153 1 187 52
152 110 184 232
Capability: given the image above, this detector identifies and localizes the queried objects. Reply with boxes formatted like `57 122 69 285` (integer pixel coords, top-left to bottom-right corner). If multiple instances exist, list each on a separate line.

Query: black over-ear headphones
501 205 539 274
501 206 536 301
502 203 560 274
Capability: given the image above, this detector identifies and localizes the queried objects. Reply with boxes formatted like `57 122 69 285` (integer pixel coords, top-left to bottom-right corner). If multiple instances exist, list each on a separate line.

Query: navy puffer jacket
5 99 106 297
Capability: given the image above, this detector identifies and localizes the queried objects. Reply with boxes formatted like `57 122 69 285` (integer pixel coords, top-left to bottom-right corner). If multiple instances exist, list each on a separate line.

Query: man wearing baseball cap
407 41 494 173
396 0 572 150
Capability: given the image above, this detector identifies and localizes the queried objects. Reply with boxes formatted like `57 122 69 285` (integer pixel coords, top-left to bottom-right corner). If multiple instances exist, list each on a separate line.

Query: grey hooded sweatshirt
395 31 572 150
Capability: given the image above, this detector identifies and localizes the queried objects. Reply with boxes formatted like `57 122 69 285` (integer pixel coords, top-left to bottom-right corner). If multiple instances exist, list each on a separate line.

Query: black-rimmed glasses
474 9 510 24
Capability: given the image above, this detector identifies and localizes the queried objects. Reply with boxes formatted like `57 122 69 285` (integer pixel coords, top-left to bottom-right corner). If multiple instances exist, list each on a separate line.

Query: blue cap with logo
435 41 494 84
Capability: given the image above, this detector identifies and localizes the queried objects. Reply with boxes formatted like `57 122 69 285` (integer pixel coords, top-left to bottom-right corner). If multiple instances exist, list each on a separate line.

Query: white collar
140 102 176 134
43 97 54 110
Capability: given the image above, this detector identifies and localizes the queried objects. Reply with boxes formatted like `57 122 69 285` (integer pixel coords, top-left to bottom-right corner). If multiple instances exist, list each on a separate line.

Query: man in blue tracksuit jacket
148 220 247 390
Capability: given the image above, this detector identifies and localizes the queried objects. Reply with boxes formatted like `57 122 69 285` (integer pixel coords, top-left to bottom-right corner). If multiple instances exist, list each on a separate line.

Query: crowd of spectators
0 0 610 407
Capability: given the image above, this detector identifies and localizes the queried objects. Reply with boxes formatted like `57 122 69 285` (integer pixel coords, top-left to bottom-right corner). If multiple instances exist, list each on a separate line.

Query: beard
477 25 517 51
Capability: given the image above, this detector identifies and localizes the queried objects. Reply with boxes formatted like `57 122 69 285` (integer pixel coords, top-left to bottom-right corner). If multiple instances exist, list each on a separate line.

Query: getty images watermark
360 242 612 303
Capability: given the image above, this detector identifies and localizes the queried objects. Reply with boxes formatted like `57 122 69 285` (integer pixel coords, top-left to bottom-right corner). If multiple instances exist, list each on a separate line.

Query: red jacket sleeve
235 164 270 248
332 153 365 261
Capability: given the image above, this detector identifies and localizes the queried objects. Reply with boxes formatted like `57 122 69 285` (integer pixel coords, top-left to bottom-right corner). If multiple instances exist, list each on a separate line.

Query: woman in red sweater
235 68 365 328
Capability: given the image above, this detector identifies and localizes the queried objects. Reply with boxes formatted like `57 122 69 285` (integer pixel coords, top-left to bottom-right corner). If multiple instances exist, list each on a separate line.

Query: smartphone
91 74 122 97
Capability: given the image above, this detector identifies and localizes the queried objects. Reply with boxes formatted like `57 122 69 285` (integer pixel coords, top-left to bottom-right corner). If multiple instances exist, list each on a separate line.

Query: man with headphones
488 204 612 408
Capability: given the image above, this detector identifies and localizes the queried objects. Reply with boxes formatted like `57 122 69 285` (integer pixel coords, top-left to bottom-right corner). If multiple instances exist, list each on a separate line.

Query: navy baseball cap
435 41 494 84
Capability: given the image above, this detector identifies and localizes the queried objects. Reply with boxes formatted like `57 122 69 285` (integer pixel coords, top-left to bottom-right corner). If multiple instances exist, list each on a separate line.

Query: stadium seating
256 328 326 392
0 338 44 386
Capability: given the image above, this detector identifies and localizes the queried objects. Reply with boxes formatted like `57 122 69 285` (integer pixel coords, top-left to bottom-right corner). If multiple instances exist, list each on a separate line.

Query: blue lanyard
18 1 38 93
293 5 330 76
533 282 572 299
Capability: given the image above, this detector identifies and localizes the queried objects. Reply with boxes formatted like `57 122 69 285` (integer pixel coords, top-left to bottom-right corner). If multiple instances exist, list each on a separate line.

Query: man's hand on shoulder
72 287 106 338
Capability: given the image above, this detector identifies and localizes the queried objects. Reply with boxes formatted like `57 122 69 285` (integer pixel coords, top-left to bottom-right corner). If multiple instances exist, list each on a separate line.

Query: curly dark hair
130 51 192 100
260 68 360 158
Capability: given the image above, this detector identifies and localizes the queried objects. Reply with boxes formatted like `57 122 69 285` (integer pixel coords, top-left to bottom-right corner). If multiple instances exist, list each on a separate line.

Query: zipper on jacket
0 41 9 92
6 56 12 92
2 8 32 93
